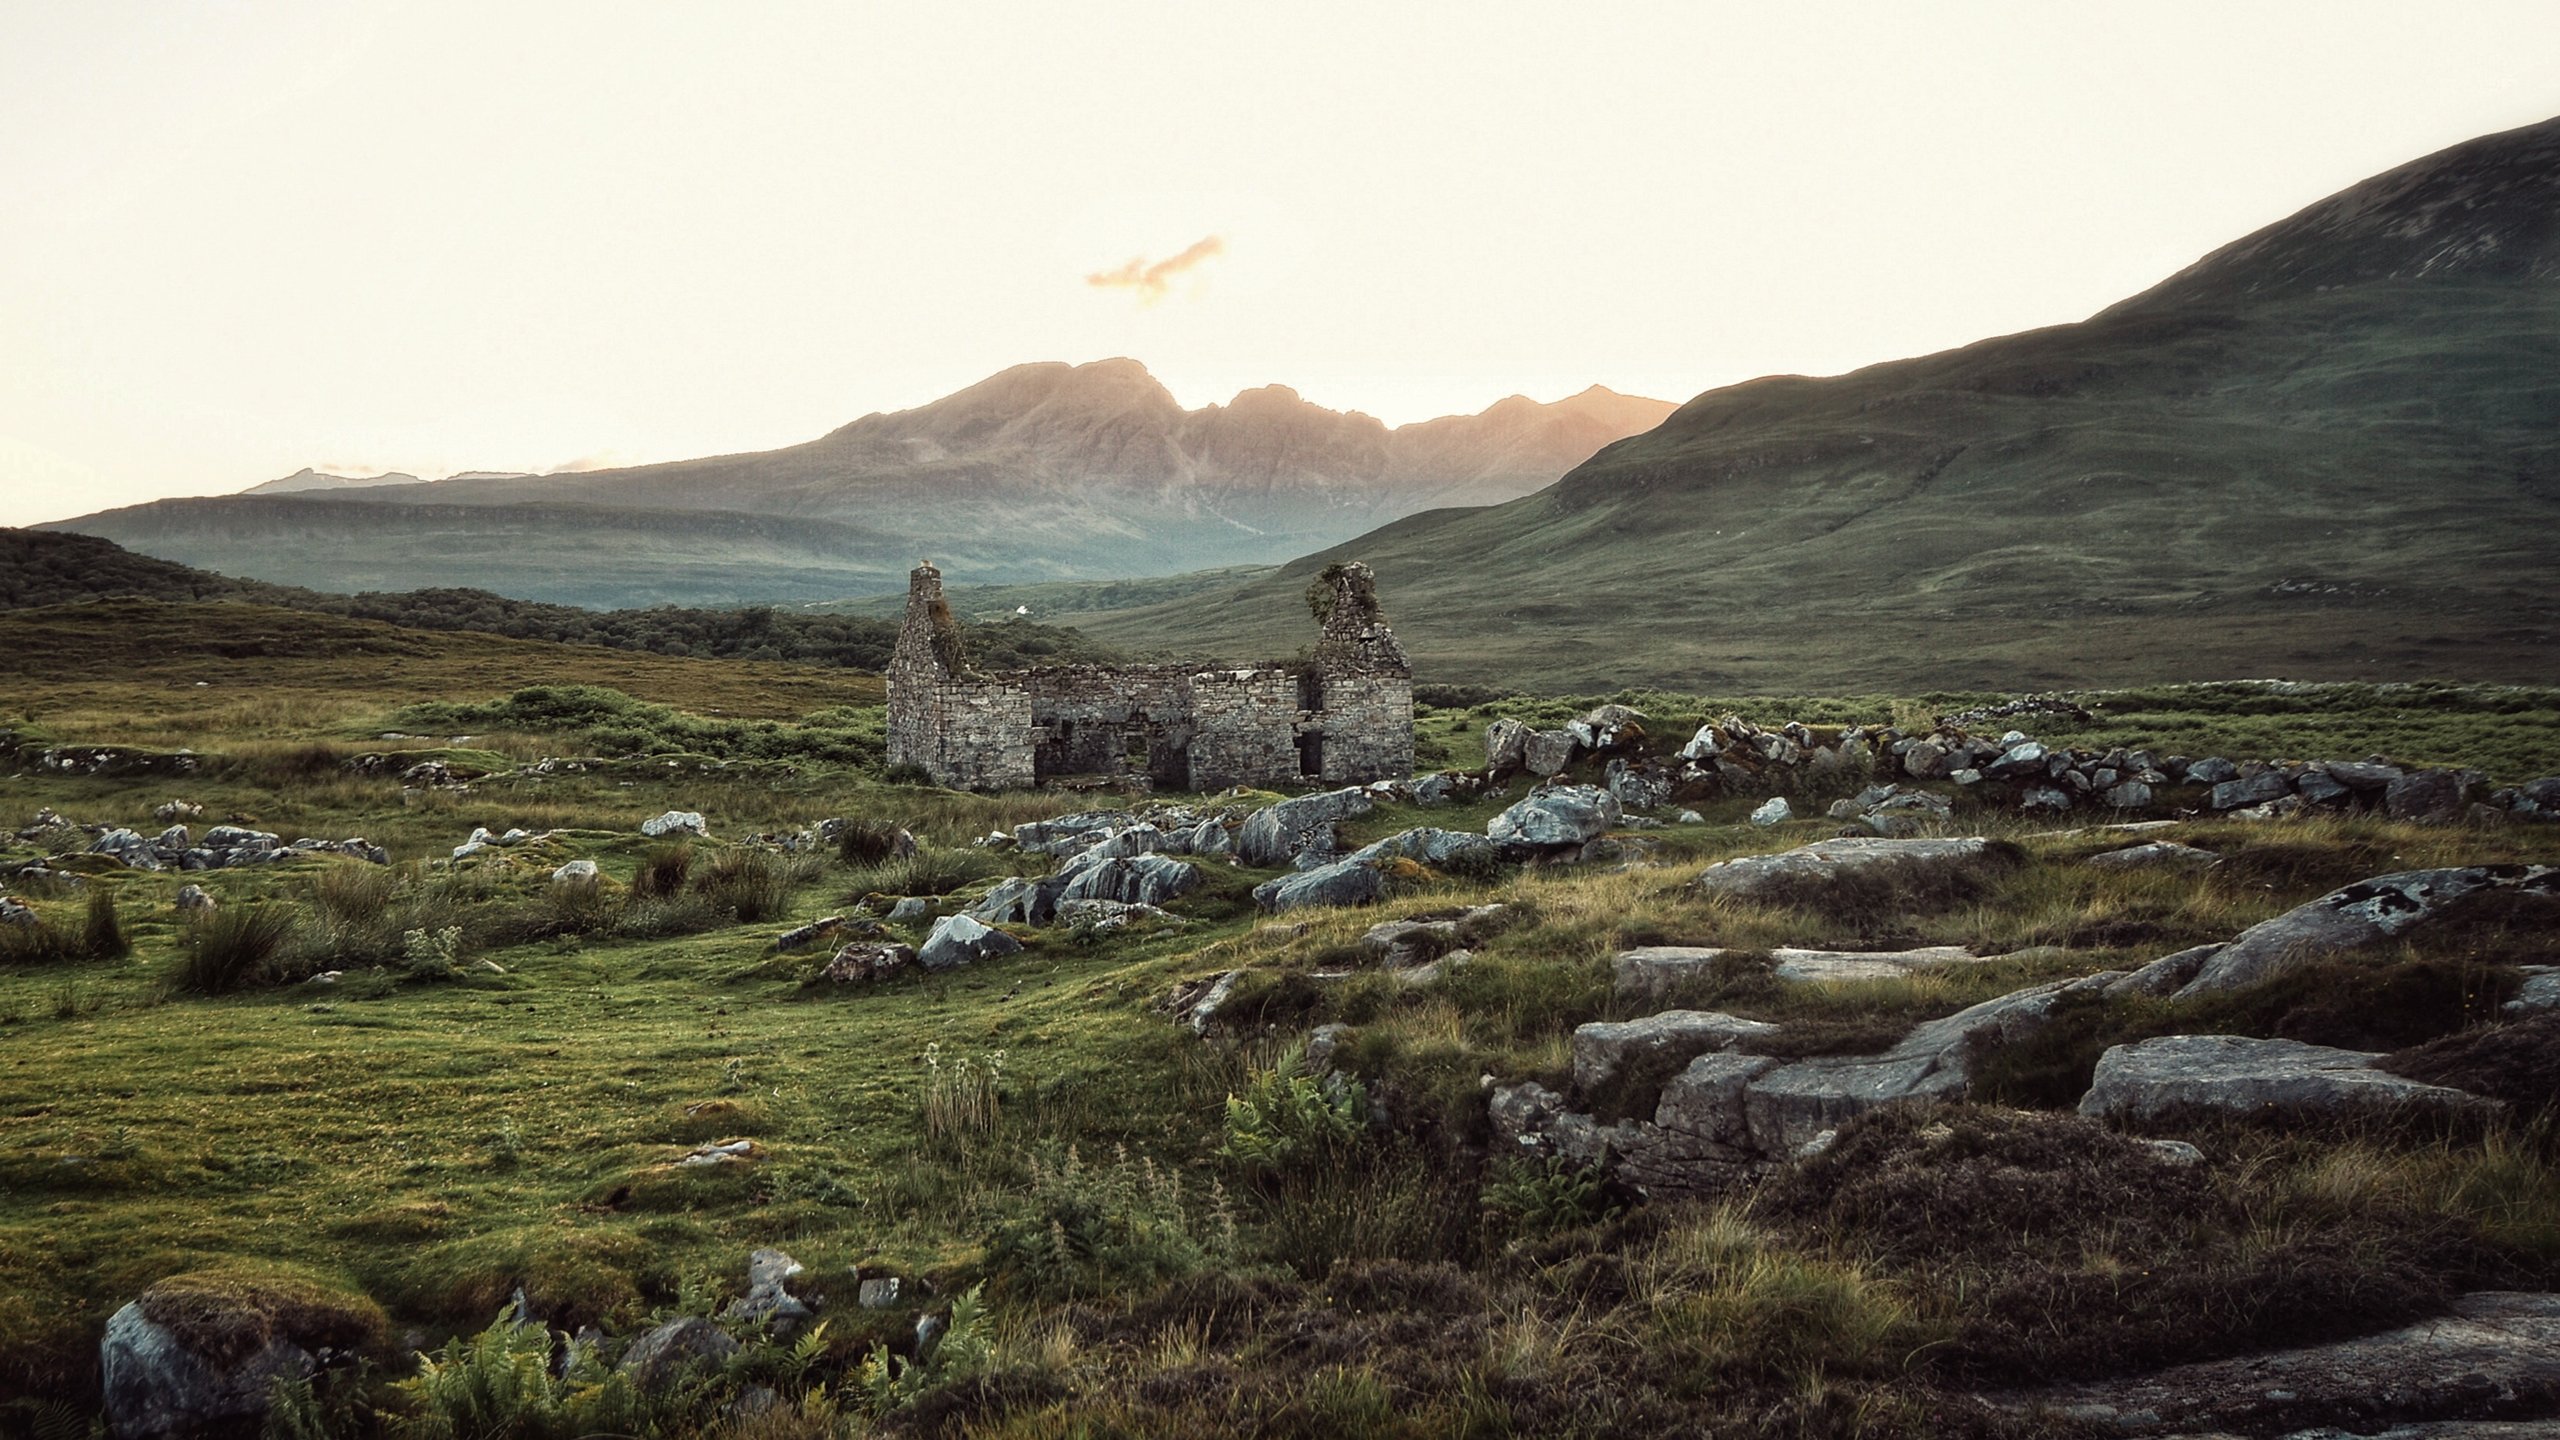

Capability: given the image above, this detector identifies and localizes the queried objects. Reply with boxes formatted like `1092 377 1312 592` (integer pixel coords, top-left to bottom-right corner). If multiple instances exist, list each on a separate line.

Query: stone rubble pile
1467 703 2558 825
80 820 387 871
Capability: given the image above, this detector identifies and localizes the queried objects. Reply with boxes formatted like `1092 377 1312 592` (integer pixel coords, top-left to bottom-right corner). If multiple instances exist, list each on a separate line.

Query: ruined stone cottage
886 562 1414 792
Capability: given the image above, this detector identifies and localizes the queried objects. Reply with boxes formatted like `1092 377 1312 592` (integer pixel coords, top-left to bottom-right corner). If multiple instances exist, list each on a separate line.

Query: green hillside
1077 118 2560 689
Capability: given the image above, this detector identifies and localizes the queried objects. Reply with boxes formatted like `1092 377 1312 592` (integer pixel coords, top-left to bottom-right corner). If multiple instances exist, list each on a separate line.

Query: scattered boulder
1749 797 1792 827
2385 768 2469 824
1488 785 1621 853
1011 811 1133 856
1690 836 1998 901
969 875 1065 927
886 896 933 924
1482 718 1533 773
1238 788 1374 867
640 811 707 838
721 1248 812 1337
173 884 217 915
917 914 1021 972
1571 1011 1779 1097
1343 826 1499 871
1056 854 1200 908
1252 858 1388 913
1521 729 1579 778
1056 898 1179 933
2077 1034 2496 1122
1161 971 1240 1035
550 859 600 885
2175 865 2559 997
1982 1291 2560 1437
819 942 917 983
619 1316 741 1390
2507 967 2560 1015
2085 841 2218 871
774 917 850 954
100 1273 384 1440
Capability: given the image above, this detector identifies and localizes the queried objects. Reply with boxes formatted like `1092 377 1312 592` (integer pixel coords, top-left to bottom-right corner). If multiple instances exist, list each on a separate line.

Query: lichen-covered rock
2077 1034 2496 1122
721 1249 812 1337
2085 840 2217 871
2385 768 2469 823
640 810 706 838
1344 826 1499 870
2176 865 2559 997
1522 729 1579 777
620 1316 741 1390
1488 786 1621 852
1689 836 1996 901
1571 1011 1779 1096
100 1273 383 1440
1482 718 1533 773
818 943 917 983
1252 858 1387 913
1238 788 1375 867
916 914 1021 972
1056 854 1200 908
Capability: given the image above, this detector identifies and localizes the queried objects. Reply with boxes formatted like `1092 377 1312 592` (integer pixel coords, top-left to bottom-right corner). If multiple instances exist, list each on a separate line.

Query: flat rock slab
1614 945 1981 999
1571 1010 1779 1095
2177 865 2558 998
2087 841 2220 871
1988 1292 2560 1436
2078 1034 2496 1122
1691 836 1995 901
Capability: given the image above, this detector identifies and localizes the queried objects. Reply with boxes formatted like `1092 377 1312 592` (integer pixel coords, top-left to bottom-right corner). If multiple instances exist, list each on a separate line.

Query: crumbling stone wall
886 562 1413 793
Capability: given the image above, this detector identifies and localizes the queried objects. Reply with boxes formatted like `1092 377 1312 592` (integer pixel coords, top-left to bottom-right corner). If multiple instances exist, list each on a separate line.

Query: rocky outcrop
2077 1034 2496 1122
1690 836 1998 901
1253 858 1388 913
916 915 1021 972
83 822 387 872
1614 945 1986 1000
2085 841 2219 871
1238 788 1375 867
1055 853 1201 908
1985 1291 2560 1436
1487 786 1621 855
1571 1011 1778 1096
2175 865 2559 997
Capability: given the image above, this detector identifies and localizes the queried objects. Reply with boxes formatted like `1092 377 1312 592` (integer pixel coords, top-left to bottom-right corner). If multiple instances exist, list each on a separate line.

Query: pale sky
2 2 2555 528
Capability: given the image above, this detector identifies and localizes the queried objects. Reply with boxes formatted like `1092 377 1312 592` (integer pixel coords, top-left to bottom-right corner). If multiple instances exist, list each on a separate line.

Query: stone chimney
892 562 969 680
1310 561 1409 676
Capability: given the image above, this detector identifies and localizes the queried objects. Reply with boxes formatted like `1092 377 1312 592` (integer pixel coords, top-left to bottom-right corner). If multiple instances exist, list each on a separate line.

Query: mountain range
1060 114 2560 690
48 373 1673 607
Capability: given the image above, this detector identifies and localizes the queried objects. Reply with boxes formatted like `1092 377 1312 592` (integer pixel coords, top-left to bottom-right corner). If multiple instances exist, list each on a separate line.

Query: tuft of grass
80 888 129 960
693 848 801 924
171 903 301 994
835 817 912 867
631 844 694 901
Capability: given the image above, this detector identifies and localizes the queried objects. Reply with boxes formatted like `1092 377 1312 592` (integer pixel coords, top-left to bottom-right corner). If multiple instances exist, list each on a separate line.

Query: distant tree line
0 528 1119 672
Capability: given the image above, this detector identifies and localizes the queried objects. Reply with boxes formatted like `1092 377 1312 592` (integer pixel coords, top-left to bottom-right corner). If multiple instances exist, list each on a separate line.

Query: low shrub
985 1145 1234 1299
694 848 796 923
2382 1012 2560 1115
835 817 911 867
0 915 76 967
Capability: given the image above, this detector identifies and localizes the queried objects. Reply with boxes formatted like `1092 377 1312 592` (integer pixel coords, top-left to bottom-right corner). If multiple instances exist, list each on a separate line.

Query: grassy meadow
2 601 2556 1438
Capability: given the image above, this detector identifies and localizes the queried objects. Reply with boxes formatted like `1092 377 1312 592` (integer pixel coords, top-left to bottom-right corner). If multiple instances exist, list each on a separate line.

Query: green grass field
3 602 2556 1438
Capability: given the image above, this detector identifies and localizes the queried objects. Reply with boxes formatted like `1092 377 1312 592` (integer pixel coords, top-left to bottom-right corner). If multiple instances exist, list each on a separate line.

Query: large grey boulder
1984 1291 2560 1437
640 810 706 838
1056 854 1200 908
1690 836 1996 901
1055 824 1164 876
1252 858 1387 913
968 875 1066 926
2077 1034 2496 1122
1011 811 1135 856
1238 788 1374 867
916 914 1022 972
1344 826 1499 870
1488 785 1621 852
1522 729 1579 777
2175 865 2558 997
2210 772 2292 810
1482 718 1533 773
101 1303 320 1440
1571 1011 1778 1096
2386 768 2469 823
620 1315 741 1390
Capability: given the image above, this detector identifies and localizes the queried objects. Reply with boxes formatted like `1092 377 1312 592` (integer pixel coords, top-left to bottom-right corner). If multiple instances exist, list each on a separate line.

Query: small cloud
1086 234 1226 301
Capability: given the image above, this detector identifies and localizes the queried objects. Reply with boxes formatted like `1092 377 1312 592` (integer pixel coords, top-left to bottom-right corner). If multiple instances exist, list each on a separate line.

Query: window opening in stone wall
1298 670 1325 712
1298 731 1324 778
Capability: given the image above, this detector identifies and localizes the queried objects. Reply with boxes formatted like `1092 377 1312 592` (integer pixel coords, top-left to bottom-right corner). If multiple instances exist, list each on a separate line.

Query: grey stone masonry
887 562 1414 793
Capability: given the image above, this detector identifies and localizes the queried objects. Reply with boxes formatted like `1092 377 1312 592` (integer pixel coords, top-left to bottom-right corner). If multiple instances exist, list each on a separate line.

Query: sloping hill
1075 116 2560 690
50 369 1671 604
